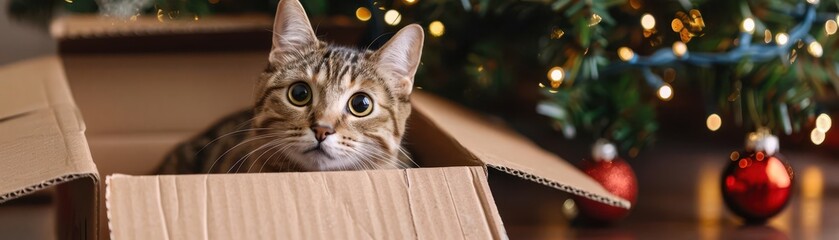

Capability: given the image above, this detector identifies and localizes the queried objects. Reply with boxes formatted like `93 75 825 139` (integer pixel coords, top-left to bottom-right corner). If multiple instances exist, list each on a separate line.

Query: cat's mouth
303 144 334 160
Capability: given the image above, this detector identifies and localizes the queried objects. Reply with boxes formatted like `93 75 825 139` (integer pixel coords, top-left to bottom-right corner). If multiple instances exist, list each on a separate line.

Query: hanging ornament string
601 1 821 91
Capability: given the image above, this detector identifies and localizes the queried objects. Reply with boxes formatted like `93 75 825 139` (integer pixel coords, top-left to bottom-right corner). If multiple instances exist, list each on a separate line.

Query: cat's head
252 0 423 171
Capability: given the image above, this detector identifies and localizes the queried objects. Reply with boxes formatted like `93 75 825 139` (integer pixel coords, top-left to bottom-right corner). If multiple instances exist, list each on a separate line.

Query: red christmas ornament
721 131 794 223
573 140 638 223
721 151 793 223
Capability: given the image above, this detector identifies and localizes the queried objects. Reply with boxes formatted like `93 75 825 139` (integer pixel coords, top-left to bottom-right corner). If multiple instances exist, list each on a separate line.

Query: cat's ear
269 0 317 63
375 24 424 96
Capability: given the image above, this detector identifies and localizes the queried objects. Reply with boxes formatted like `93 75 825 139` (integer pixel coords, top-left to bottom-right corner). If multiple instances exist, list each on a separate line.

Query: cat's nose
311 125 335 142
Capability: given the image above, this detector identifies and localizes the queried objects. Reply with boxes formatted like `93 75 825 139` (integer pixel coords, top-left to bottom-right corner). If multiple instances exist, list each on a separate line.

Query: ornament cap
592 139 618 162
745 129 780 155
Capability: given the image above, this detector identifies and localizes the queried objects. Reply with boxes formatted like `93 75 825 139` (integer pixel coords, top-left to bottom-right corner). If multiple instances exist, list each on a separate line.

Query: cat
157 0 423 174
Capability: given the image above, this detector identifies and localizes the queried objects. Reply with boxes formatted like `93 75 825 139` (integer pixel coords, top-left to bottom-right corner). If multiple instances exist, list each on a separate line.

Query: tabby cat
157 0 423 174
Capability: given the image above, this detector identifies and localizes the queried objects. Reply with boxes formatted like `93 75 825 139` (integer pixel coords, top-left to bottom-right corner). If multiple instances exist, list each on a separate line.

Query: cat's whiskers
256 142 296 173
398 147 419 168
351 143 400 169
206 133 282 174
232 133 303 173
351 139 406 168
238 139 286 173
228 138 284 173
194 127 271 158
252 139 306 173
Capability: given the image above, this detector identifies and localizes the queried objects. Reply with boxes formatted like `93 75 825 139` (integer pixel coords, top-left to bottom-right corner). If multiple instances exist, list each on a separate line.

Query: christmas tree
10 0 836 155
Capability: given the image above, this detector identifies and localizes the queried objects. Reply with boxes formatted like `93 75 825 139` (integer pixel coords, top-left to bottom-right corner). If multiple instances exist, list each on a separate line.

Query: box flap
411 92 630 209
0 56 100 238
107 166 506 239
0 56 99 201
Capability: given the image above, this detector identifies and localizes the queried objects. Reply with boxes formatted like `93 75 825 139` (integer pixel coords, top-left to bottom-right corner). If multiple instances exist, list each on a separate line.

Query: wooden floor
492 133 839 239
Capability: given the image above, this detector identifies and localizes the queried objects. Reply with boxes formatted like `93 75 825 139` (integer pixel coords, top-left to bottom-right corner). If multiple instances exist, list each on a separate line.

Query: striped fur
157 0 423 174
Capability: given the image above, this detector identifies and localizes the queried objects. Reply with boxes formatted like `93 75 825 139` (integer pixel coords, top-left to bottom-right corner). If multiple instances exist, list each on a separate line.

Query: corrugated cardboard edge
411 92 630 209
0 173 95 203
104 174 118 240
486 164 627 208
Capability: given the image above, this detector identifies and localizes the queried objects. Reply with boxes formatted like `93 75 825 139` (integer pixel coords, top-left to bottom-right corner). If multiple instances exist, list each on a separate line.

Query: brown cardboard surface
107 167 505 239
51 14 272 40
62 53 262 135
0 56 99 239
411 92 631 209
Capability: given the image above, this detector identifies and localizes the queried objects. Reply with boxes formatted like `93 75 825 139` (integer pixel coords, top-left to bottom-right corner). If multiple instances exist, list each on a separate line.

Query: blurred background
1 0 838 239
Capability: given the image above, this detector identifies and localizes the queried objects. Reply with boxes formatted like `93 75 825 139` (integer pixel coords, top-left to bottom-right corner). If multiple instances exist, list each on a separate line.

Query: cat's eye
287 82 311 106
347 93 373 117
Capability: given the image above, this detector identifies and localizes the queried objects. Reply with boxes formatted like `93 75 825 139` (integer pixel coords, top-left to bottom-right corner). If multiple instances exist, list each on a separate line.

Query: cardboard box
38 14 628 239
104 91 630 239
0 56 99 239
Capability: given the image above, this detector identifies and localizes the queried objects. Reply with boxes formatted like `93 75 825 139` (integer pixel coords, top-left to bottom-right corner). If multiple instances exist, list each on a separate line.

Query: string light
589 14 602 26
384 10 402 26
355 7 372 22
741 18 756 33
775 33 789 45
618 47 635 62
811 128 825 145
641 14 656 30
404 0 417 5
825 20 837 35
671 18 684 32
429 21 445 37
672 41 687 58
816 113 832 132
706 114 722 131
547 66 565 88
157 9 165 22
808 42 823 57
550 28 565 39
657 84 673 101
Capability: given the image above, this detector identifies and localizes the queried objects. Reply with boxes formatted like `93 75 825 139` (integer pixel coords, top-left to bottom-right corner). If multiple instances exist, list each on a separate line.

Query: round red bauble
573 157 638 223
721 151 793 223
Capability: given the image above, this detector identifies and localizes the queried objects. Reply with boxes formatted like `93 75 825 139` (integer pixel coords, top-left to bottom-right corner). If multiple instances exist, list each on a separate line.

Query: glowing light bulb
404 0 417 5
384 10 402 26
589 14 602 26
355 7 372 22
429 21 445 37
672 41 687 58
816 113 832 132
741 18 755 33
657 84 673 101
641 14 656 30
808 42 823 57
618 47 635 62
775 33 789 45
547 66 564 88
826 20 838 35
706 114 722 131
671 18 684 32
811 128 825 145
764 29 772 43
